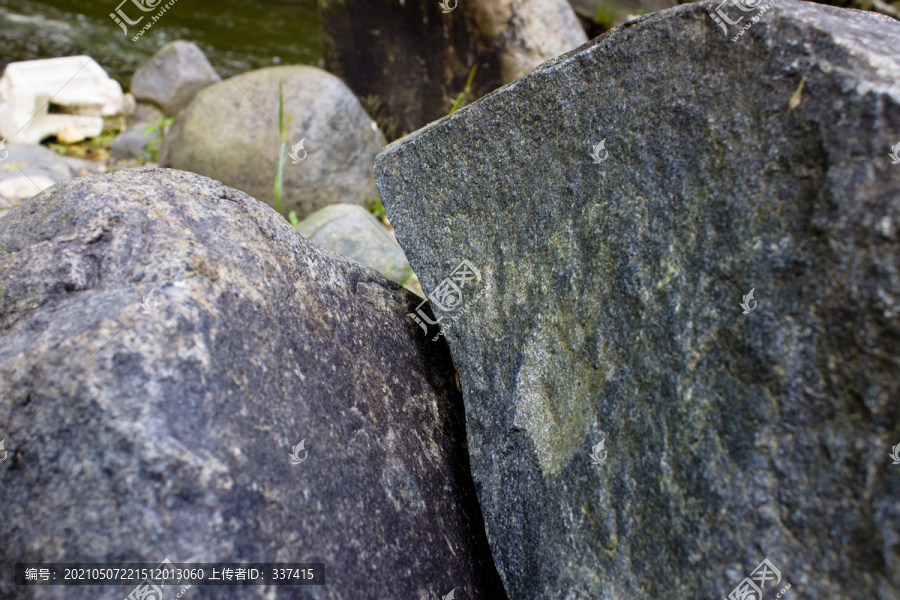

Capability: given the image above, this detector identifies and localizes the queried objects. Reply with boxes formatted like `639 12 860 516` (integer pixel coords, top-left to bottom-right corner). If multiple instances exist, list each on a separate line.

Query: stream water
0 0 322 88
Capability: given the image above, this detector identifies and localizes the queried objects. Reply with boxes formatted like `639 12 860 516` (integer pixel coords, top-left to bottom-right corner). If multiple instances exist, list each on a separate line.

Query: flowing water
0 0 321 88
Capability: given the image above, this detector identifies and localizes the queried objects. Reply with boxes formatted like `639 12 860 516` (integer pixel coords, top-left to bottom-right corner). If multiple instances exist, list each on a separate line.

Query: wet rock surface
375 1 900 598
0 169 506 599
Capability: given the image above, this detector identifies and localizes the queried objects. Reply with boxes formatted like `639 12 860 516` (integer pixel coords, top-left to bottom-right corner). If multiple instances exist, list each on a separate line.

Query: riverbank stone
375 1 900 597
160 65 385 219
297 202 422 295
130 41 221 116
0 168 507 600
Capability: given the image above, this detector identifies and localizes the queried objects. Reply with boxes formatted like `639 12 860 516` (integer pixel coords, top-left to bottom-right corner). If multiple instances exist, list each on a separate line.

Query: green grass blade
451 64 478 113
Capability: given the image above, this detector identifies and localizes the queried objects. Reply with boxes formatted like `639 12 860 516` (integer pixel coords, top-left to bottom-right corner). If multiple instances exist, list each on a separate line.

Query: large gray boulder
160 66 386 220
375 1 900 598
130 40 221 116
319 0 587 139
0 169 506 599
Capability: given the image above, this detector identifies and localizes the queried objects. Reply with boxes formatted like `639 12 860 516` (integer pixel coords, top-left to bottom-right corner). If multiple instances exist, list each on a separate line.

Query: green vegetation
274 81 292 217
46 126 119 161
366 196 386 220
451 65 478 114
593 0 617 30
143 116 175 161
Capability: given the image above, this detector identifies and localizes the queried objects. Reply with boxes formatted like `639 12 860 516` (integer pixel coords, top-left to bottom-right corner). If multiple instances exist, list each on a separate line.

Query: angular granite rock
375 2 900 598
0 169 506 599
160 66 385 219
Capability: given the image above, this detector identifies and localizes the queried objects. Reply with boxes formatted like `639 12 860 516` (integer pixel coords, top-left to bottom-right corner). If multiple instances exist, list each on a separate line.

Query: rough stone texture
0 169 506 599
297 202 423 295
375 2 900 598
319 0 587 139
130 41 221 116
160 66 386 220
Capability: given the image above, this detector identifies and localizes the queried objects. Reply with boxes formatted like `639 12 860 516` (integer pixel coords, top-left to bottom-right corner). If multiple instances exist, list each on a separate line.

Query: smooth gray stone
0 143 76 205
375 1 900 598
0 142 74 183
134 101 165 124
0 169 506 600
110 122 158 160
130 40 221 116
297 203 412 284
160 65 386 220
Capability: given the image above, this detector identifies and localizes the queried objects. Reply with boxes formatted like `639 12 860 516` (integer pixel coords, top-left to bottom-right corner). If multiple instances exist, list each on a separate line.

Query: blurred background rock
1 0 895 95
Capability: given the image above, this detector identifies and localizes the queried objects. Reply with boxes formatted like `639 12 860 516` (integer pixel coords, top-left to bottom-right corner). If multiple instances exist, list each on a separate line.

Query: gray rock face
319 0 586 139
110 122 158 160
0 142 75 182
297 202 422 295
160 66 386 220
130 40 221 116
0 169 506 599
375 2 900 598
0 143 77 216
